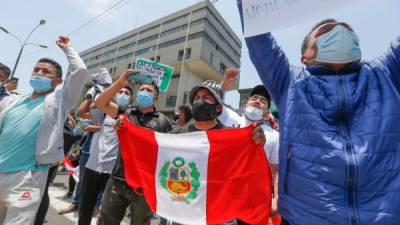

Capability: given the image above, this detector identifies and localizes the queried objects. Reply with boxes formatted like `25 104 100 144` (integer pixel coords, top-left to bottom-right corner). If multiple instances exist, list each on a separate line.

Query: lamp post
0 19 47 78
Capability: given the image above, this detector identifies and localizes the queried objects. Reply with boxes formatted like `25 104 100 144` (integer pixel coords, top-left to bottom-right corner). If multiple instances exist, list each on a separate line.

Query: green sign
135 57 173 92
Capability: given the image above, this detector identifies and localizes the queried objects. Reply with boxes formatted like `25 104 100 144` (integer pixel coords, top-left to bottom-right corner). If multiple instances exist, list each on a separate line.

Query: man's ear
301 55 308 65
216 104 222 113
53 78 63 86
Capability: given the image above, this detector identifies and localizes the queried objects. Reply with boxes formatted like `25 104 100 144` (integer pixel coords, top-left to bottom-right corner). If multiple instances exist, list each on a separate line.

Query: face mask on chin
245 106 264 122
314 25 362 64
191 100 219 121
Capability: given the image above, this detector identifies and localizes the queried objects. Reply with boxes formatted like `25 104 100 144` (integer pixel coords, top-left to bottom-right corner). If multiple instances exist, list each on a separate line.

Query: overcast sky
1 0 399 107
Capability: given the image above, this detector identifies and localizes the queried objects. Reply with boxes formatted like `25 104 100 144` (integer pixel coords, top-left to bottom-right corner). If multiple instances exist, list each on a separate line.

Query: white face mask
245 106 264 121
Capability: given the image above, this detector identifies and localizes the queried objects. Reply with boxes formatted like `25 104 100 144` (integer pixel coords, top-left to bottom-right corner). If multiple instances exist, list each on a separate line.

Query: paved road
45 172 159 225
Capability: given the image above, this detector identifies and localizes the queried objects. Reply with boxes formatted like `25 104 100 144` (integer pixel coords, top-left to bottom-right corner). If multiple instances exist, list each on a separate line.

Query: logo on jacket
19 191 32 201
159 157 200 204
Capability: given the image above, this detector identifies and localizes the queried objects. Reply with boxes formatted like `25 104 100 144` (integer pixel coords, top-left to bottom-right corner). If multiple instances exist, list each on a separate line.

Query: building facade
79 0 242 116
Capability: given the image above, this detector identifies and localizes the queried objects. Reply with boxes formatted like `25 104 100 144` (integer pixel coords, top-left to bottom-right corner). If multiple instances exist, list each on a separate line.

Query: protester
0 63 11 105
58 119 102 215
77 86 133 225
159 80 266 225
58 77 111 215
94 68 172 225
219 68 280 224
0 36 87 225
238 2 400 224
174 105 192 128
5 77 20 95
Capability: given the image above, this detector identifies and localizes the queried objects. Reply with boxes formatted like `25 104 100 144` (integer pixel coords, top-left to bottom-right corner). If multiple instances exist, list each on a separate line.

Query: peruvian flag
62 157 80 182
118 116 272 225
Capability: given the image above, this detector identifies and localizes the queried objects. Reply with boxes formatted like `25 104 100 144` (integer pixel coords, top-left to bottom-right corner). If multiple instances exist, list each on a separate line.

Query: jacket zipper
284 146 292 194
337 76 358 225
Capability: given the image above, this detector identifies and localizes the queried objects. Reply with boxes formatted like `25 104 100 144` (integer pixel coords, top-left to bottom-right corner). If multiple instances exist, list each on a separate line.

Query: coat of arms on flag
118 116 272 225
159 157 200 203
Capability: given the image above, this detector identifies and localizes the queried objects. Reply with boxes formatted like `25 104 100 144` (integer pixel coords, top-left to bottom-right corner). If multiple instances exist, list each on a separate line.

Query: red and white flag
118 116 272 225
62 157 79 182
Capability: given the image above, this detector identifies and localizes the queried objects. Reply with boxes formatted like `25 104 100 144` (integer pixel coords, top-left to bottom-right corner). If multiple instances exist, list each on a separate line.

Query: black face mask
192 100 219 121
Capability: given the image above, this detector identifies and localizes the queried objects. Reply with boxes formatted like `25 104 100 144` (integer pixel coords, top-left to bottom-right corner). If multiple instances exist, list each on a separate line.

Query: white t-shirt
218 106 279 165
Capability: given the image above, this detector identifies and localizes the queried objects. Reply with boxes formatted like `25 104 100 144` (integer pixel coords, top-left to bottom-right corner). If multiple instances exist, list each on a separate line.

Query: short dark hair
123 85 133 96
138 81 159 94
178 105 192 123
37 58 63 78
301 18 338 54
0 63 11 78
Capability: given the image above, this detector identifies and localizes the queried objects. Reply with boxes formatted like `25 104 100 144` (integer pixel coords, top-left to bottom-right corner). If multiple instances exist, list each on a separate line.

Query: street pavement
45 172 160 225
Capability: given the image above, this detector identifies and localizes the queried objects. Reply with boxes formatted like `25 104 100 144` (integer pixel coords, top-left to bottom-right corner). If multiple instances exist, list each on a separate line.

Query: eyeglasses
248 95 268 105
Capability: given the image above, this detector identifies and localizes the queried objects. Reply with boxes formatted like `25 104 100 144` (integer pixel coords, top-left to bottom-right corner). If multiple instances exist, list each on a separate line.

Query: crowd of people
0 3 399 225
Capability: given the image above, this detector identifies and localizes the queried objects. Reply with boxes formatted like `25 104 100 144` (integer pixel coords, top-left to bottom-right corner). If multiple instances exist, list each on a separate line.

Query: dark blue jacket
238 1 400 225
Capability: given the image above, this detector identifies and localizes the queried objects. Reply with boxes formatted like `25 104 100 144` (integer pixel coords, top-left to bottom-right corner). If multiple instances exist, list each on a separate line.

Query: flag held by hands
118 116 272 225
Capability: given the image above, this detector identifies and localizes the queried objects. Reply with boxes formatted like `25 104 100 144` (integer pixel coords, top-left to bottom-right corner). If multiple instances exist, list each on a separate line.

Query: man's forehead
140 84 155 91
35 62 56 71
195 87 212 96
249 94 267 100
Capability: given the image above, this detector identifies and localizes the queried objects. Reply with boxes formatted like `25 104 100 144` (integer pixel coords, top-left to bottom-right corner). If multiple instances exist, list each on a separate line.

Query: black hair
301 18 338 54
37 58 63 78
138 81 159 94
123 85 133 96
178 105 192 123
0 63 11 78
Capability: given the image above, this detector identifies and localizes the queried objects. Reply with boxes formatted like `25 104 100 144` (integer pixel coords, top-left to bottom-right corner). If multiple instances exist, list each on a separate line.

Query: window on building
185 48 191 59
220 63 226 74
156 55 161 62
183 93 188 105
178 50 184 61
178 48 191 61
209 53 214 64
166 96 177 107
127 63 132 69
150 57 155 61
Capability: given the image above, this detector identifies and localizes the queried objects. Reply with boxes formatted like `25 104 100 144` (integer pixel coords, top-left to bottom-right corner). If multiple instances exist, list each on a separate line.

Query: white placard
242 0 367 37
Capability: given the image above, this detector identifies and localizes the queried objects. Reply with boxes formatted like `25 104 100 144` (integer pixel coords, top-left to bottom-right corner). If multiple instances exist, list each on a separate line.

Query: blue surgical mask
315 25 361 64
116 94 130 107
136 91 153 108
30 75 52 93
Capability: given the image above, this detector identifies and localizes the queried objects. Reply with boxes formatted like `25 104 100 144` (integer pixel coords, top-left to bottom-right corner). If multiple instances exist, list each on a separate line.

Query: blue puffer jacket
238 2 400 225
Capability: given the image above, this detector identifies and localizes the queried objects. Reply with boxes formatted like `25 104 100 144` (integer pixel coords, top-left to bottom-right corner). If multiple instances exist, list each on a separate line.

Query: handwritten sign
135 57 173 92
242 0 366 37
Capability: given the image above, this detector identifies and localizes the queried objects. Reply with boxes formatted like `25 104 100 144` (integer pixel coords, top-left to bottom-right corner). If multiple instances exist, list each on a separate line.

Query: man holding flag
238 1 400 225
94 69 173 225
115 76 270 225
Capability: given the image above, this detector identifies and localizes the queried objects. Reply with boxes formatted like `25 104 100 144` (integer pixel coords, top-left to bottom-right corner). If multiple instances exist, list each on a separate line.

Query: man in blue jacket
238 1 400 225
